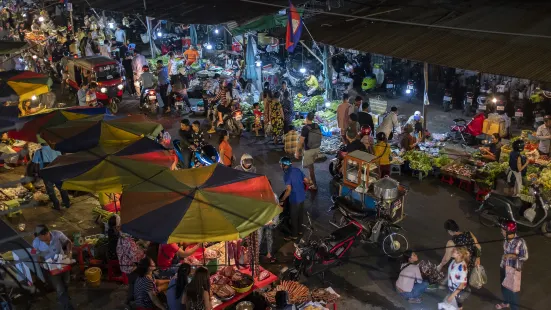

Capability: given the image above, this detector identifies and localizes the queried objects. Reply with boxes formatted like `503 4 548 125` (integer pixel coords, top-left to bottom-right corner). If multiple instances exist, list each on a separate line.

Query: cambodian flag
285 1 302 53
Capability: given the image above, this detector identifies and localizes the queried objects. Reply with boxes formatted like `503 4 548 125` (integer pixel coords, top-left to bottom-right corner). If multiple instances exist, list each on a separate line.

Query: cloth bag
470 265 487 289
438 295 459 310
502 266 521 292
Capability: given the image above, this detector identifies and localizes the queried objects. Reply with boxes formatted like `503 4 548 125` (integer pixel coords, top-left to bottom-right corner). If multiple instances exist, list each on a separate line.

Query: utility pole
422 62 429 141
143 0 154 58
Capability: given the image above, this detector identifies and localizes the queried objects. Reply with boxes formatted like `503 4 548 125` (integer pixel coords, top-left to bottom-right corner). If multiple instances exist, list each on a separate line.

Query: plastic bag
470 265 487 289
438 295 459 310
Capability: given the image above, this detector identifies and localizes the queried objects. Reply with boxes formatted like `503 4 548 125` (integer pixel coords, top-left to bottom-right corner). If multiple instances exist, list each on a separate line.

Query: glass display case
343 150 377 189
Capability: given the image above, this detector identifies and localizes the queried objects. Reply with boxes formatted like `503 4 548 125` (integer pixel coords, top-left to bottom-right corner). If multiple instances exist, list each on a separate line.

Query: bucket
85 267 102 287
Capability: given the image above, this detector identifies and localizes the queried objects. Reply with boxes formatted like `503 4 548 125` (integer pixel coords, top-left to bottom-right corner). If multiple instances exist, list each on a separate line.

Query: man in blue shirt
156 59 169 112
279 157 311 240
32 225 75 310
32 144 70 210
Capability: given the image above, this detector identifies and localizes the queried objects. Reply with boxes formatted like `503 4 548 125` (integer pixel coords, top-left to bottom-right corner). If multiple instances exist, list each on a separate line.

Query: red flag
285 1 302 53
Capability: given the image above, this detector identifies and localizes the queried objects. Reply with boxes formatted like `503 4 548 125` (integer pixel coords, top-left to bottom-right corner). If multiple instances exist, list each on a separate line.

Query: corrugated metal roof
308 4 551 81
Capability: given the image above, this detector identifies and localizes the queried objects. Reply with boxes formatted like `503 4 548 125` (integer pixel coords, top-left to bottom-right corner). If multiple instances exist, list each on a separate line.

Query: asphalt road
5 95 551 310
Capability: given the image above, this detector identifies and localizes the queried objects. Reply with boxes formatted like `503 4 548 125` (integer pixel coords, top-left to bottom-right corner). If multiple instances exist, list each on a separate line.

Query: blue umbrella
245 34 257 82
190 25 197 46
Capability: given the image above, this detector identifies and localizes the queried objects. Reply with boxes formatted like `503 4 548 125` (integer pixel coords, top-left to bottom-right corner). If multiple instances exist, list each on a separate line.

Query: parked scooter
330 196 408 257
328 144 347 179
478 184 551 237
405 80 415 102
385 77 398 98
281 212 364 281
172 140 220 169
463 92 476 116
443 89 454 112
219 109 243 137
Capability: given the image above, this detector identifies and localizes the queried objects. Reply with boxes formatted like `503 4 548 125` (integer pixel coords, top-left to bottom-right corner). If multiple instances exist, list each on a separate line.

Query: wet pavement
2 94 550 310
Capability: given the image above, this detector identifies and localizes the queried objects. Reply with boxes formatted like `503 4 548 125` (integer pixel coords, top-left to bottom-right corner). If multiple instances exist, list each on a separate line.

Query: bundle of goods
212 267 256 294
294 95 324 113
264 280 310 304
301 303 328 310
419 260 445 284
311 288 340 303
535 155 550 166
25 32 48 43
432 154 453 168
403 150 433 173
474 161 508 189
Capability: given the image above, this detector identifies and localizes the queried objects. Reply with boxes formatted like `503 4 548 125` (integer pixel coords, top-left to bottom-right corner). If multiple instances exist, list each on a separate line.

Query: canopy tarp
40 138 173 193
0 71 53 103
0 41 28 54
232 10 303 35
120 164 281 243
41 114 163 153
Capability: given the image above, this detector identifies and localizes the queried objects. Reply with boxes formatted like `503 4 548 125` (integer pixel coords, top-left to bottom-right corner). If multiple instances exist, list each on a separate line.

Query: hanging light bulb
206 43 213 50
214 28 219 34
157 31 162 37
108 22 114 29
325 102 331 108
255 60 262 67
38 16 44 22
31 95 37 101
299 67 306 74
32 55 37 60
492 97 497 103
22 13 27 17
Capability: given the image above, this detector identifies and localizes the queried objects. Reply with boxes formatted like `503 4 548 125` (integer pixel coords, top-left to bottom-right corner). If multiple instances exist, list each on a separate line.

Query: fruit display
311 288 340 303
535 155 550 166
403 150 432 173
538 168 551 191
264 280 310 304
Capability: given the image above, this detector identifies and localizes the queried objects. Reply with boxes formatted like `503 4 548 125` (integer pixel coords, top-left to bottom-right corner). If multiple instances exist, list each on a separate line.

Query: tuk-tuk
65 56 124 114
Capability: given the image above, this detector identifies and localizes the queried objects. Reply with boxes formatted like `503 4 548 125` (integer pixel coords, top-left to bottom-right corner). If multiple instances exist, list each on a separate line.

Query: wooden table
213 269 278 310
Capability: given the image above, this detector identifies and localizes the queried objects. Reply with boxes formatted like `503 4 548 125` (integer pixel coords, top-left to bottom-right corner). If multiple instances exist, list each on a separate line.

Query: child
190 120 205 167
252 102 263 136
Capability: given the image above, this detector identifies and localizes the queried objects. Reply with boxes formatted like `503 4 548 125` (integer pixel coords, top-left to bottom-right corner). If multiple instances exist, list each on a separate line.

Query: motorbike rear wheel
109 97 120 114
381 232 408 258
541 221 551 238
479 209 500 228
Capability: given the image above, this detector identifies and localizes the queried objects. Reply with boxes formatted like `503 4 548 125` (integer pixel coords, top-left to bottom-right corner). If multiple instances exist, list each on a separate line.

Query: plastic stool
390 164 401 176
107 260 128 284
441 175 454 185
476 189 491 201
458 180 472 192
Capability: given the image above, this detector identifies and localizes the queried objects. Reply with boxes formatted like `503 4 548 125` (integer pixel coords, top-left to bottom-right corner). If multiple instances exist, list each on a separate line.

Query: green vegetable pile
403 150 433 173
474 161 508 188
317 110 336 121
432 154 453 168
294 95 324 113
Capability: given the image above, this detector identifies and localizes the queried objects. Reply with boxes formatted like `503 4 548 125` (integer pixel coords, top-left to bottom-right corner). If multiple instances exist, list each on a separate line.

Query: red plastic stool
107 260 128 284
441 175 454 185
476 189 491 201
458 180 472 192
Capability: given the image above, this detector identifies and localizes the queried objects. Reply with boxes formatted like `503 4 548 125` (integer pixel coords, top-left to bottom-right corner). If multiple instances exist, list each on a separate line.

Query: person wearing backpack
295 112 321 191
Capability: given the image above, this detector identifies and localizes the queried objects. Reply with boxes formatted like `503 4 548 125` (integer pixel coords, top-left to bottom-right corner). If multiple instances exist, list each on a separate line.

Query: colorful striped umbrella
120 164 281 243
40 137 173 193
0 70 53 103
41 114 163 153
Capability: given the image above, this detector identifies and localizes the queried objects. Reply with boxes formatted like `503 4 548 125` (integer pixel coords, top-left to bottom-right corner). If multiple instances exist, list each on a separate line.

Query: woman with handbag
496 221 528 310
446 247 470 310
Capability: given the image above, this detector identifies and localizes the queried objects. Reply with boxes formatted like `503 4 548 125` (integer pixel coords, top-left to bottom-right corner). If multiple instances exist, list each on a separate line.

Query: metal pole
422 62 429 141
143 0 154 58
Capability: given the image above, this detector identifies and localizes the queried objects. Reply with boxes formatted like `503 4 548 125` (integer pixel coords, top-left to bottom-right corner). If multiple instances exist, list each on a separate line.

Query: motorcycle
443 89 454 112
172 140 220 169
220 109 243 136
140 88 158 114
478 185 551 237
281 212 364 281
328 144 348 180
330 196 409 257
463 92 476 116
405 80 415 102
385 78 398 98
282 67 307 92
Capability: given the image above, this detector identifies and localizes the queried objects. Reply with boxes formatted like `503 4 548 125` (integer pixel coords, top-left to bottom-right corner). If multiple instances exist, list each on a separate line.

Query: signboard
67 3 73 11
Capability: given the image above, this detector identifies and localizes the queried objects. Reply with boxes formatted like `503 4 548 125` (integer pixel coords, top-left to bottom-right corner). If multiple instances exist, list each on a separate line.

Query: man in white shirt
114 26 126 44
536 115 551 155
377 106 399 141
132 50 147 95
77 84 88 106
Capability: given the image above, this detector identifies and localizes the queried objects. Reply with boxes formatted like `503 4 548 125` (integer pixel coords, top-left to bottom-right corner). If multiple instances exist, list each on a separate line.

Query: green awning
232 10 303 35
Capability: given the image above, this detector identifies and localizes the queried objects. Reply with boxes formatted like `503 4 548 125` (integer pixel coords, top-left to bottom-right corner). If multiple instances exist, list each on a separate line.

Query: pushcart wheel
382 232 408 258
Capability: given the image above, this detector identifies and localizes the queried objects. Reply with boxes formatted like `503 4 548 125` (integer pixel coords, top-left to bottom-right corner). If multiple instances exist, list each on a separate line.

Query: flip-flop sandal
495 304 510 309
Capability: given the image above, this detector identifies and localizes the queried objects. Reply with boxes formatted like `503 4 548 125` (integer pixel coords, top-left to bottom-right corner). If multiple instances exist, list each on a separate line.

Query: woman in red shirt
218 130 234 167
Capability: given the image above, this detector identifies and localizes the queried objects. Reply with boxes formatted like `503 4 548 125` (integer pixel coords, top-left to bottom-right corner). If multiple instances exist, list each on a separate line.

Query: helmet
376 132 386 141
279 156 292 166
501 220 517 234
240 154 254 171
360 125 371 137
512 139 525 152
414 111 421 121
142 65 149 72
